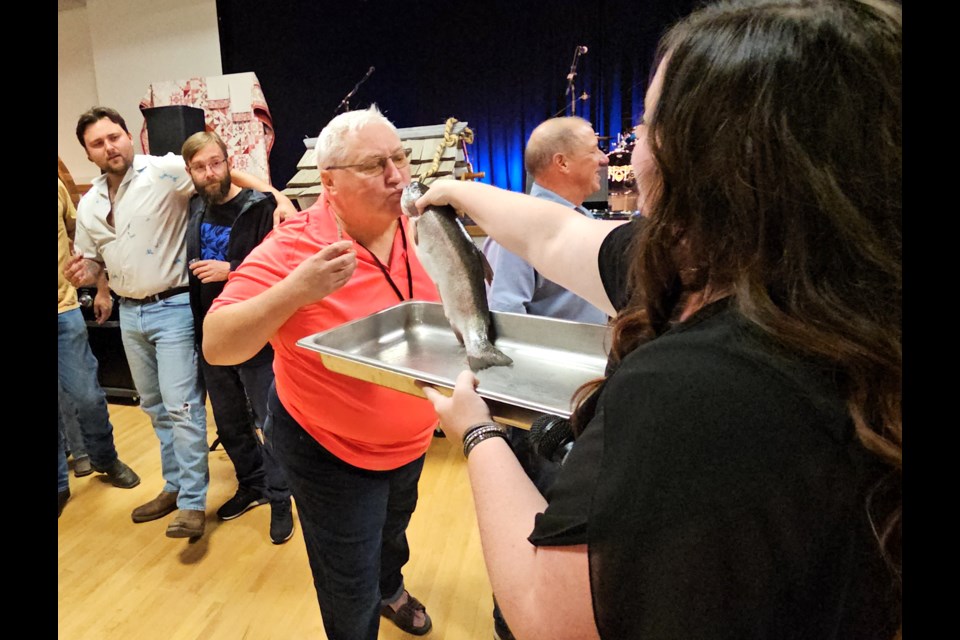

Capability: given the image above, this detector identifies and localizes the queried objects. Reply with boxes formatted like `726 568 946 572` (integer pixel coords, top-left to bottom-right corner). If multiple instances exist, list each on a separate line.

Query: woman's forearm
422 181 622 316
463 438 598 640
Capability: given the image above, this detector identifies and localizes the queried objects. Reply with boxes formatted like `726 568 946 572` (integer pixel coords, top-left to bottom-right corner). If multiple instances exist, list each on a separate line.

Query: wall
58 5 101 184
57 0 222 184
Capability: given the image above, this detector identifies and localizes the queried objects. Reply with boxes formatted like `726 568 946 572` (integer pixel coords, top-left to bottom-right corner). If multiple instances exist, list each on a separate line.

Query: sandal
380 591 433 636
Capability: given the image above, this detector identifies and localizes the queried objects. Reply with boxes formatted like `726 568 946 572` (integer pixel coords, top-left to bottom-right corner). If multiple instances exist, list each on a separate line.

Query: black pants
201 357 289 504
267 384 426 640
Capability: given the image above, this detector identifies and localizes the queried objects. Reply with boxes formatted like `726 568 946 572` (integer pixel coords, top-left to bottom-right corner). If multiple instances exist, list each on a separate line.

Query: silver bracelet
461 422 502 447
462 422 507 458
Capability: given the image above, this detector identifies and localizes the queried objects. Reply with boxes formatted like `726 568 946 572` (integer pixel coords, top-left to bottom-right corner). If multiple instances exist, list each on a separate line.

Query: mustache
198 175 232 202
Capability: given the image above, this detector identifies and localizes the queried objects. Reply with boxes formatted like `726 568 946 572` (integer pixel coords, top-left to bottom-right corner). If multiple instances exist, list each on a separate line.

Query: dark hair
75 106 130 148
578 0 901 605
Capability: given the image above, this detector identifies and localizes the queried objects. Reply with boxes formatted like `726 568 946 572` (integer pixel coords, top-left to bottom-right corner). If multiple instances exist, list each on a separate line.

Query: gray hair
315 104 399 170
523 116 593 177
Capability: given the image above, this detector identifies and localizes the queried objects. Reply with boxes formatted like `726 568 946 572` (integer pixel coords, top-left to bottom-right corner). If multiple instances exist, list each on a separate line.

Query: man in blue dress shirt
482 116 610 325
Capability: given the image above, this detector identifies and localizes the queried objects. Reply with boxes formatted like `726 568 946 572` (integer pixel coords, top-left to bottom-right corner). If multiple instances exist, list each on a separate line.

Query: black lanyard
355 223 413 303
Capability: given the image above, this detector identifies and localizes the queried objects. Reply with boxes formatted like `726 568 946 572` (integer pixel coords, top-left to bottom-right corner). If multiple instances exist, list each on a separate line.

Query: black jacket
186 189 276 366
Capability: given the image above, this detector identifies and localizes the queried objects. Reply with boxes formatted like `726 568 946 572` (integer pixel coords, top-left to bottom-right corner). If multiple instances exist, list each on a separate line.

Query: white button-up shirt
75 153 195 299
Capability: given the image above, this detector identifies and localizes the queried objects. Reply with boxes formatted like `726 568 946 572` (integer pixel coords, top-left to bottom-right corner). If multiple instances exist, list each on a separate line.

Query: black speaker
77 288 140 404
141 105 206 156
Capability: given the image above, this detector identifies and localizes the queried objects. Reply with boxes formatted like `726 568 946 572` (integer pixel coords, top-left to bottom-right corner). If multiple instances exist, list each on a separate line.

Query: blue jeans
58 308 120 488
119 293 208 510
267 384 425 640
201 356 289 504
58 410 69 493
58 387 87 459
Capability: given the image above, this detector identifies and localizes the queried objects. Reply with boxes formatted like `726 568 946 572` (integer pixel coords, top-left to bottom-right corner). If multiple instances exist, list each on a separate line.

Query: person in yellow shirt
58 178 140 517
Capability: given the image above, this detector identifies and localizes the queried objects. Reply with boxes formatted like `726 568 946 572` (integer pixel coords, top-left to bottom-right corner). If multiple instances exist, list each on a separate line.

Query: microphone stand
565 46 585 115
551 92 589 118
334 67 375 116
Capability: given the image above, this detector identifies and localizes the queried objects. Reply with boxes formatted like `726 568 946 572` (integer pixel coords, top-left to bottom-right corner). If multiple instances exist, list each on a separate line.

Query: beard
103 153 132 176
199 173 232 205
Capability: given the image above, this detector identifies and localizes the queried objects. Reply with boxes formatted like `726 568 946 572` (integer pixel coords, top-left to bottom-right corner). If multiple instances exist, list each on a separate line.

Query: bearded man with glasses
203 105 439 639
182 131 295 545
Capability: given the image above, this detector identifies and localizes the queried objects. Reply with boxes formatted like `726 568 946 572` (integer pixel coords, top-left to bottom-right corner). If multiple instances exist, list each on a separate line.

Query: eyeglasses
188 157 227 174
324 148 412 177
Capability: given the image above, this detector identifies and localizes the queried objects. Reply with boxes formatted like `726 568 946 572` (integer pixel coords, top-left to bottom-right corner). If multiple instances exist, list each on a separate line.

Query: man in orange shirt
203 106 437 639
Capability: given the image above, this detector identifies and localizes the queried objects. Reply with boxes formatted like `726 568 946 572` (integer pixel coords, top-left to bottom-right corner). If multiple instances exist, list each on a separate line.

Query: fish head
400 180 427 219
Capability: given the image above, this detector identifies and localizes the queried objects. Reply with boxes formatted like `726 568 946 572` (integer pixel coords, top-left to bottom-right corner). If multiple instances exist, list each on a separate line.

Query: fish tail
468 345 513 371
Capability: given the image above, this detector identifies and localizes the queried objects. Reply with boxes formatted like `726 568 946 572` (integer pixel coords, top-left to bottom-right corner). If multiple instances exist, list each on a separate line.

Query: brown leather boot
131 491 179 523
165 509 205 539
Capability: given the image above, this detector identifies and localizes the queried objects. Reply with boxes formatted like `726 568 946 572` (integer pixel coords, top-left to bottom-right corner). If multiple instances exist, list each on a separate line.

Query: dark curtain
217 0 698 191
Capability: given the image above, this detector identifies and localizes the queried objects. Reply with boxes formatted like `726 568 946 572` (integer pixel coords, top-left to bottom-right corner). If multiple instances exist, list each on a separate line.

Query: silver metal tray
296 301 610 428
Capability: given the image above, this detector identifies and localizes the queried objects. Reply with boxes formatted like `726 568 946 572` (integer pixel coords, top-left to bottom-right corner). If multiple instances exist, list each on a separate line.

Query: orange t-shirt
209 197 441 470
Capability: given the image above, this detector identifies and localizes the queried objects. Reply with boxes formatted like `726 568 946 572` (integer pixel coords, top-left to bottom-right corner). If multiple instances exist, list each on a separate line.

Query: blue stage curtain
217 0 698 192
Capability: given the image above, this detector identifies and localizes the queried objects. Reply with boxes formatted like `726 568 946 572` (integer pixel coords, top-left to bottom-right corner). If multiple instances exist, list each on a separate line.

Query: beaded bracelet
461 421 501 443
461 421 508 458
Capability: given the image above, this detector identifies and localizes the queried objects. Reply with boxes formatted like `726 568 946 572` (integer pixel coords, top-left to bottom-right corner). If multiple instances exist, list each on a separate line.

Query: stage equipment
607 131 639 213
77 289 140 403
564 45 589 116
140 106 206 156
334 66 376 115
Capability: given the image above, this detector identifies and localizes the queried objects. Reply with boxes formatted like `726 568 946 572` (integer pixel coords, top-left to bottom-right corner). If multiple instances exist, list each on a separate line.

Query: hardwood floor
58 402 495 639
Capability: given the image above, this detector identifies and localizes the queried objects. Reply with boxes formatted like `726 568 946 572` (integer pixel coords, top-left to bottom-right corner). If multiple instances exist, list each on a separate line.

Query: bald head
524 117 592 177
524 117 608 206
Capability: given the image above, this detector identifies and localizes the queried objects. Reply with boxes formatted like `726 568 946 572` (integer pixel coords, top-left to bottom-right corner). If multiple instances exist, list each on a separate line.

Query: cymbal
597 135 613 140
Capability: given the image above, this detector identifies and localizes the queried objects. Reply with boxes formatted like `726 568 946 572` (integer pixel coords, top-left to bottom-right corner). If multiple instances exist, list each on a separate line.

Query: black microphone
529 414 575 464
566 46 589 92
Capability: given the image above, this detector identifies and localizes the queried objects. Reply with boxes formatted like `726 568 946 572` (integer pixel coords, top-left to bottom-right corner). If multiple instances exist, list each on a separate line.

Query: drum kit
553 45 641 216
602 129 639 216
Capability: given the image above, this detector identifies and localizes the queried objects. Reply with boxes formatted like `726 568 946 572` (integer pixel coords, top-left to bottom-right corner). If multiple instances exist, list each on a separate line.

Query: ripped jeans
119 293 208 510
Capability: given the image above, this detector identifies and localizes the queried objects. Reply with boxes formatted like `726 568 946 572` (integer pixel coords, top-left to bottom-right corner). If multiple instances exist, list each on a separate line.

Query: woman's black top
528 219 900 639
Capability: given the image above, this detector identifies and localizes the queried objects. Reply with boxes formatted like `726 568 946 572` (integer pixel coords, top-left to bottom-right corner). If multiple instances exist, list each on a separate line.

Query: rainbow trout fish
401 180 512 371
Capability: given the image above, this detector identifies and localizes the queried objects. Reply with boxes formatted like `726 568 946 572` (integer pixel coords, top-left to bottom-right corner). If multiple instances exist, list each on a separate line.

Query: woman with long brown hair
416 1 901 638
